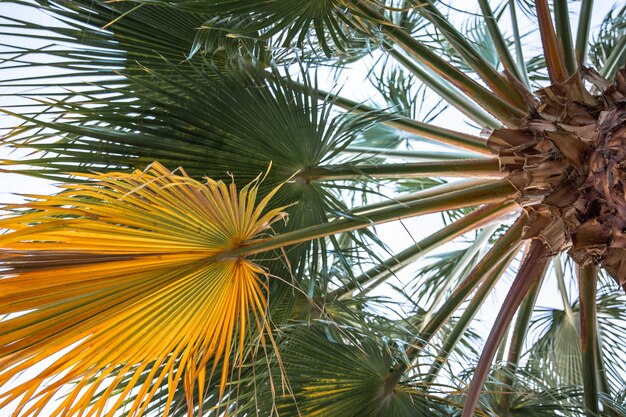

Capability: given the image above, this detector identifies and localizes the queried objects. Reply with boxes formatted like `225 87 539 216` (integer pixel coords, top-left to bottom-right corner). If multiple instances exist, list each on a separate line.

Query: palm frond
2 45 387 282
3 1 626 416
0 162 287 416
126 0 363 57
247 325 449 417
527 307 583 388
475 368 584 416
589 4 626 79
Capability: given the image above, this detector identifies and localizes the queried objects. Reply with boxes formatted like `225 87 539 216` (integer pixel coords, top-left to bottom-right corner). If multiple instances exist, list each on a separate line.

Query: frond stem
424 250 517 384
318 87 493 154
344 0 527 126
409 0 527 109
386 46 502 128
348 179 490 216
299 159 504 181
220 180 518 259
575 0 595 66
507 0 531 87
555 255 575 321
333 201 517 299
387 215 527 388
478 0 528 88
554 0 578 75
536 0 568 84
578 263 600 417
462 239 550 417
599 36 626 80
340 146 481 161
420 224 500 328
414 215 527 346
499 255 545 412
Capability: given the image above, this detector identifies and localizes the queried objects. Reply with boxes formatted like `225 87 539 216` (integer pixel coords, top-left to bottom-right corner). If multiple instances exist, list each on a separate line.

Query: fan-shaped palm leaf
462 367 584 416
1 25 383 280
528 268 626 396
247 325 449 417
129 0 366 57
0 162 287 417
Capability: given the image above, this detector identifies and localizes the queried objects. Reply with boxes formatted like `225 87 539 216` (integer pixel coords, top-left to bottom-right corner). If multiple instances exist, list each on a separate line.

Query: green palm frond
407 247 482 309
247 325 450 417
126 0 363 57
1 0 223 77
3 53 386 275
526 307 583 387
372 65 449 123
478 368 584 416
526 267 626 398
589 4 626 79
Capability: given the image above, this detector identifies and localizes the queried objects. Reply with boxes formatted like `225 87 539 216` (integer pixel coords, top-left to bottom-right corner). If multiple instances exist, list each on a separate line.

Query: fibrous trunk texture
489 68 626 290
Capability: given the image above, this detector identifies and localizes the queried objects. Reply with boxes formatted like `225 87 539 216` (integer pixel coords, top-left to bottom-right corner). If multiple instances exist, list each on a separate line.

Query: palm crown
1 1 626 416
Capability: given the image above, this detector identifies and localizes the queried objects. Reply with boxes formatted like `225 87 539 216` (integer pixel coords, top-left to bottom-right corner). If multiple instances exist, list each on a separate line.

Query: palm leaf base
488 67 626 290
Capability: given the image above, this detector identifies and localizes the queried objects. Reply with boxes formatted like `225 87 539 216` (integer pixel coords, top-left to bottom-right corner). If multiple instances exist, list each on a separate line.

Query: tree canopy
2 1 626 416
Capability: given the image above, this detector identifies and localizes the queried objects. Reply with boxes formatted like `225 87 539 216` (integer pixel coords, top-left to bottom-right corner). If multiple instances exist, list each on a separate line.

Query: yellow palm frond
0 162 287 417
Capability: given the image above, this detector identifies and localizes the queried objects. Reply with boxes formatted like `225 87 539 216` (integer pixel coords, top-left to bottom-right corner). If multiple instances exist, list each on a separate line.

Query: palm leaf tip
0 161 287 417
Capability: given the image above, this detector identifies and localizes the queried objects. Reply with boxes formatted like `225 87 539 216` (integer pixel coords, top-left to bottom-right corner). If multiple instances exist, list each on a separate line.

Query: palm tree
2 0 626 416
